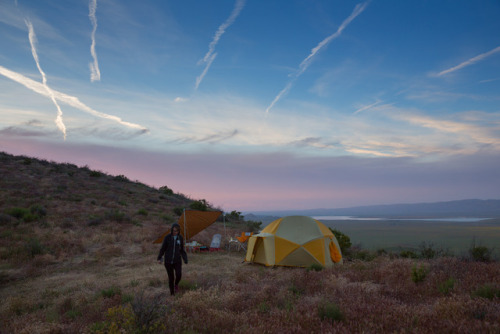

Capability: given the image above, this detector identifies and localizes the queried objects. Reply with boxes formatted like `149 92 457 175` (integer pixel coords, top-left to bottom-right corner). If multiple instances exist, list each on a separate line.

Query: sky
1 0 500 212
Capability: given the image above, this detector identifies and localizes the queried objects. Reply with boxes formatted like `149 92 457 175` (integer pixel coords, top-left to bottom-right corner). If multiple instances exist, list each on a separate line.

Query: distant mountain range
245 199 500 221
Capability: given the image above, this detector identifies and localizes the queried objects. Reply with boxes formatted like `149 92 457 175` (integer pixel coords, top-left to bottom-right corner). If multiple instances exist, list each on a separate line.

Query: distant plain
321 218 500 257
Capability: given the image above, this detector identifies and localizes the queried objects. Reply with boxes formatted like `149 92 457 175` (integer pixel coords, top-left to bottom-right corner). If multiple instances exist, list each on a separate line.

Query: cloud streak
25 18 67 139
437 45 500 76
195 0 245 89
266 2 369 114
0 65 149 133
89 0 101 82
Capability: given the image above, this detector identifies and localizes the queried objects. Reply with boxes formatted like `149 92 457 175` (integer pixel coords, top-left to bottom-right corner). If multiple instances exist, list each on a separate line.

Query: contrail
25 19 67 139
89 0 100 82
195 0 246 89
353 99 381 114
437 45 500 77
266 2 369 114
195 53 216 90
0 65 149 132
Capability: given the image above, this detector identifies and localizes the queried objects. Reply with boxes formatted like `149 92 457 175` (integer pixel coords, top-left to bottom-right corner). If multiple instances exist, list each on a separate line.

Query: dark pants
164 262 182 295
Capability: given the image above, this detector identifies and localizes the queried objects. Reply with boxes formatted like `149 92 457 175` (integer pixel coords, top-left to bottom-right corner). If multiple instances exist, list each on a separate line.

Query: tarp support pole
223 212 226 245
183 208 188 242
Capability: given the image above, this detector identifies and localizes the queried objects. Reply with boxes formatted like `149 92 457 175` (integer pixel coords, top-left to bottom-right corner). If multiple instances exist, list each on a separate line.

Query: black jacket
157 226 188 265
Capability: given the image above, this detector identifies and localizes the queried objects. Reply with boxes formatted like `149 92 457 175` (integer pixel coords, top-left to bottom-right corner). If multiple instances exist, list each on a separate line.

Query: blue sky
1 0 499 211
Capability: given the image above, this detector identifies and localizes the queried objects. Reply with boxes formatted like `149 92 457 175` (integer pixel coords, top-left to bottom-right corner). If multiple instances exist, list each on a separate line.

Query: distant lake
314 216 490 222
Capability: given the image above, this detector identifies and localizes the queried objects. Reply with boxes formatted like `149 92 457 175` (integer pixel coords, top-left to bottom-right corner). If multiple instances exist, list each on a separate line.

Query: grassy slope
1 152 500 333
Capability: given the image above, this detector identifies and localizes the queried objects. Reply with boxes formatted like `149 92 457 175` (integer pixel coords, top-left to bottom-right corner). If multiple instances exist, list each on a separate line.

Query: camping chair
234 232 253 251
209 234 222 252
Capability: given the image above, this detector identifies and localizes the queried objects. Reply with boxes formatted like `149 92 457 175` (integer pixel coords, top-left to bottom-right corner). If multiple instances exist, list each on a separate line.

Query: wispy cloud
195 0 246 89
25 18 67 139
0 65 149 133
436 45 500 77
89 0 101 82
266 2 369 114
173 129 239 144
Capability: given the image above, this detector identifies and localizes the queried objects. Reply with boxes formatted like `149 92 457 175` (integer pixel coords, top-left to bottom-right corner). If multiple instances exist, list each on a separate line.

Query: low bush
136 209 148 216
318 301 344 323
419 242 445 259
159 186 174 195
400 250 419 259
329 228 352 254
351 249 376 261
469 245 493 262
472 284 500 300
130 292 167 332
89 171 102 177
114 174 130 182
411 263 428 283
307 263 324 272
189 199 209 211
5 207 30 219
438 278 455 295
26 238 44 257
101 286 121 298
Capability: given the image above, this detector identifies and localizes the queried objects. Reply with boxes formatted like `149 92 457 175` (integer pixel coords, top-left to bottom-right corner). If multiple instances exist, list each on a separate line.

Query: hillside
1 152 500 333
0 151 243 283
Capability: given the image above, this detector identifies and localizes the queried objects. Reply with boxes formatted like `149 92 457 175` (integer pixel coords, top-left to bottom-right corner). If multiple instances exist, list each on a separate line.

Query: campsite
1 152 500 333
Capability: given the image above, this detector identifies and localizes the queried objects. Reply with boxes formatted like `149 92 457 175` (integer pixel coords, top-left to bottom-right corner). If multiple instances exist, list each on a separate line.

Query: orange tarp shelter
153 210 222 244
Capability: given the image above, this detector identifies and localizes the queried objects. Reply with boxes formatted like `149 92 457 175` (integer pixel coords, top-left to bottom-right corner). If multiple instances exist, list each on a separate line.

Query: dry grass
2 152 500 333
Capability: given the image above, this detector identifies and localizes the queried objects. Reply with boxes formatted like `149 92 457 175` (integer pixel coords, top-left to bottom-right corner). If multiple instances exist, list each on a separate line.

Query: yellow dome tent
245 215 343 267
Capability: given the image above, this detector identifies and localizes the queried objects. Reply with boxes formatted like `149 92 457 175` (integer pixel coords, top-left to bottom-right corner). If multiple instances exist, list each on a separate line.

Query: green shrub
307 263 324 272
329 228 352 254
173 207 184 216
189 199 209 211
131 292 167 332
137 209 148 216
438 278 455 295
114 174 129 182
105 210 129 223
469 243 493 262
258 302 270 313
5 207 30 219
88 215 104 226
418 242 438 259
288 284 303 296
179 280 197 291
411 263 428 284
159 186 174 195
162 215 174 224
101 286 121 298
22 213 39 223
89 170 102 177
65 309 82 319
472 284 500 300
400 250 419 259
26 238 44 257
352 249 376 261
318 301 344 323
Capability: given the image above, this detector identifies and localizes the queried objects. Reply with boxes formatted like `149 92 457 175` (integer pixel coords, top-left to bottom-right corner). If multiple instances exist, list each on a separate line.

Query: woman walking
157 223 188 295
